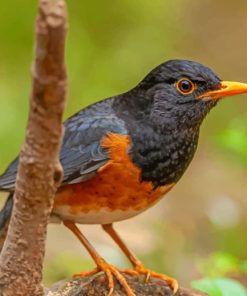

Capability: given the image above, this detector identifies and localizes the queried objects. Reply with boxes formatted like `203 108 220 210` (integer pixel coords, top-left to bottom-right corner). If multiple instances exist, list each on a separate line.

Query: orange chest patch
54 133 174 215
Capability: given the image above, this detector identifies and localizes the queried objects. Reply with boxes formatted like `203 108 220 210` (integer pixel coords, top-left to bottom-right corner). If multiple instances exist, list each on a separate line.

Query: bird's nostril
219 84 227 90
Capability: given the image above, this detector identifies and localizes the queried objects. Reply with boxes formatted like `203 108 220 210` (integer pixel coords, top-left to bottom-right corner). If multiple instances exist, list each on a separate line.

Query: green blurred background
1 0 247 291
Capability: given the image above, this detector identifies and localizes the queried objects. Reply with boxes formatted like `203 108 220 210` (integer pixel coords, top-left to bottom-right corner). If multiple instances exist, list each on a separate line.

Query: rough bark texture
45 275 208 296
0 0 67 295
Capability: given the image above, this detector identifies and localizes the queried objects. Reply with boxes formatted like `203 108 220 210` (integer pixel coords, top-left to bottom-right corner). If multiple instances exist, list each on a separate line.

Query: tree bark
45 275 208 296
0 0 67 295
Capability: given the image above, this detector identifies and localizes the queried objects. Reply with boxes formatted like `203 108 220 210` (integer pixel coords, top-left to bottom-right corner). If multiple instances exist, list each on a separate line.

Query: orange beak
198 81 247 100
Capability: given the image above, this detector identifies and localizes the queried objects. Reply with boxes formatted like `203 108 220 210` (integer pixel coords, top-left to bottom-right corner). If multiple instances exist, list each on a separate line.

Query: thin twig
0 1 67 295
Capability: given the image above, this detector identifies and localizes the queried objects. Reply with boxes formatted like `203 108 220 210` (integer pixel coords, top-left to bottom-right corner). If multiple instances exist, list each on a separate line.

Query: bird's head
134 59 247 130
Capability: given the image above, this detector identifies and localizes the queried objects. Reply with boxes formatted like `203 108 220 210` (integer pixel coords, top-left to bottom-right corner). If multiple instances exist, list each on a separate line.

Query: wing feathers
0 99 127 191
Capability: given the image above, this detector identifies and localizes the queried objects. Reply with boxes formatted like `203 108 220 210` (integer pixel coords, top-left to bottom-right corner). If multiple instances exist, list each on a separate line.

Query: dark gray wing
0 98 127 191
0 158 19 191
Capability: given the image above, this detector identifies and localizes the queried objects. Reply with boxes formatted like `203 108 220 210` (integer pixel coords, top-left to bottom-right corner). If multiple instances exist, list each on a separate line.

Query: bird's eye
176 78 195 95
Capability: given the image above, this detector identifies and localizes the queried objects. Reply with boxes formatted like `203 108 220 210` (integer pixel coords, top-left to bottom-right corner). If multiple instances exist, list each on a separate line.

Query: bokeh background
1 0 247 291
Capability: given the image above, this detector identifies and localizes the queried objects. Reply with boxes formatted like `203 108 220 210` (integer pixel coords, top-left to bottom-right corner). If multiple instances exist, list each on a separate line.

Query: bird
1 59 247 296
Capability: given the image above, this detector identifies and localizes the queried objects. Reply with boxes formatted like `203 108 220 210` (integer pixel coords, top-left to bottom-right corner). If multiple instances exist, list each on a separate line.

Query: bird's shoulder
60 98 129 184
63 98 127 148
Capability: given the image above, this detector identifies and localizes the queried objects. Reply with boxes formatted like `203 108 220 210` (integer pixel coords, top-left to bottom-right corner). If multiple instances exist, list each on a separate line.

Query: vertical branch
0 0 67 295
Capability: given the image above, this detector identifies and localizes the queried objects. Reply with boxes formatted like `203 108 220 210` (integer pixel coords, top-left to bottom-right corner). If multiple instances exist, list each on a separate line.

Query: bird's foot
73 259 135 296
121 264 178 295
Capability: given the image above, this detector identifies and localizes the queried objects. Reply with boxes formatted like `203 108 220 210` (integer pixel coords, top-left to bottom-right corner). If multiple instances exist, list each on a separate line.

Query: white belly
51 206 145 225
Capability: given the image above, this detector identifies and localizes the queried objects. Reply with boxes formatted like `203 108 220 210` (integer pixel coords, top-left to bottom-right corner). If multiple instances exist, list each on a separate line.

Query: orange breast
53 133 174 221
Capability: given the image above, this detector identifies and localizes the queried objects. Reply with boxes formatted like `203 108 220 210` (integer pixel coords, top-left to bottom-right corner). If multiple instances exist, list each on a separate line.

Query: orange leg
63 221 135 296
102 223 178 294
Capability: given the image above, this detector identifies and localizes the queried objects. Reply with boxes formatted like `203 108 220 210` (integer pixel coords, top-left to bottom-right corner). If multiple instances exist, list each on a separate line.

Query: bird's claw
73 260 135 296
121 264 178 295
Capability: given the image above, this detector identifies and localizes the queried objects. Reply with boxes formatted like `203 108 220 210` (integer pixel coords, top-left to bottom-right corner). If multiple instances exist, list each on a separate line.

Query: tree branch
45 275 208 296
0 0 67 295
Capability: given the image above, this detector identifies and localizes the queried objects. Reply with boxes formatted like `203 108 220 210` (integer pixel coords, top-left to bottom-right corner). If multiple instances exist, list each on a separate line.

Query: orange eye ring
176 78 196 95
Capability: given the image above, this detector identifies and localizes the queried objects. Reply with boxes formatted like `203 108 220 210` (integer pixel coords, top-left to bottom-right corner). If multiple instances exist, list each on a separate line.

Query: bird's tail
0 193 13 252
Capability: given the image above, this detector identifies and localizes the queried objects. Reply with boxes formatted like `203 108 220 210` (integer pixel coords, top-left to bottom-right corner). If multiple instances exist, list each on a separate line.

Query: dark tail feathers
0 193 13 251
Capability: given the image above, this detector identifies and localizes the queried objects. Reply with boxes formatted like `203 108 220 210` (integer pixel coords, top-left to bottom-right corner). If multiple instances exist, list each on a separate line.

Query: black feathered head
126 59 247 130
